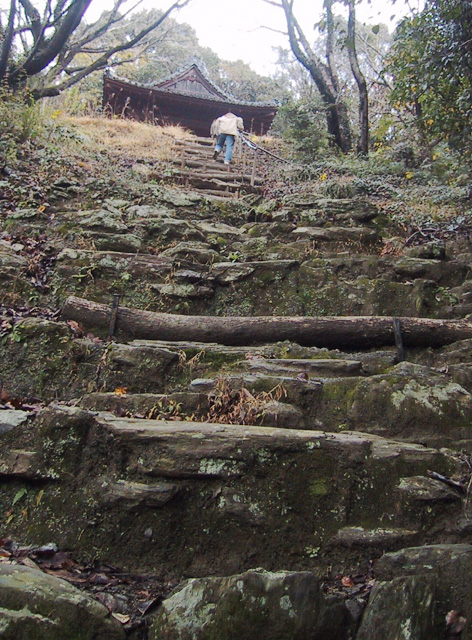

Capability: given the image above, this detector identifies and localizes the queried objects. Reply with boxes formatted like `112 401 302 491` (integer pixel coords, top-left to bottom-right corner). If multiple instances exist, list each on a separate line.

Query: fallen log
62 296 472 349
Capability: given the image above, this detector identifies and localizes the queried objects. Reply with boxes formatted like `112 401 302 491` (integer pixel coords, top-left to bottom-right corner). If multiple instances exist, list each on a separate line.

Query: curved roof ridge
154 56 232 98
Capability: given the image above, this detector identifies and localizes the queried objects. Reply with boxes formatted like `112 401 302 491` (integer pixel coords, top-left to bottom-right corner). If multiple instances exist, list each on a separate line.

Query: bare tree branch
32 0 191 98
73 0 136 49
18 0 41 41
2 0 191 98
22 0 92 76
10 0 92 81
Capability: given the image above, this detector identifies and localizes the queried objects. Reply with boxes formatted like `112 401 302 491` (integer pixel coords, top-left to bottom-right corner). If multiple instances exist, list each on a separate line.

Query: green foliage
0 86 44 162
208 59 281 103
319 177 355 199
352 177 398 198
276 99 329 160
12 487 28 506
387 0 472 161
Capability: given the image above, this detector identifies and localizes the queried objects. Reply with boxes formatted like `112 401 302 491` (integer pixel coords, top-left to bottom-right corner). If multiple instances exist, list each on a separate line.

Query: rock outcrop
150 568 353 640
0 563 125 640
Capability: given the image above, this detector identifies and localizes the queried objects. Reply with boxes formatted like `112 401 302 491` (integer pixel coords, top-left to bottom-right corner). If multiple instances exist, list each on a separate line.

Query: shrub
0 87 44 164
319 177 355 199
275 99 329 160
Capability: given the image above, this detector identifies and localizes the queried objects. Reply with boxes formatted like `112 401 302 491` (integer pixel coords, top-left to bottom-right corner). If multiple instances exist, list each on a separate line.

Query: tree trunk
16 0 93 79
62 296 472 349
325 0 352 152
280 0 352 153
329 100 352 154
0 0 16 80
347 0 369 155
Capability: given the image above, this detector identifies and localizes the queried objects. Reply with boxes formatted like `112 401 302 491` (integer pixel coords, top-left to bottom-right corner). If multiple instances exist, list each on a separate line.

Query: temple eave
103 75 277 137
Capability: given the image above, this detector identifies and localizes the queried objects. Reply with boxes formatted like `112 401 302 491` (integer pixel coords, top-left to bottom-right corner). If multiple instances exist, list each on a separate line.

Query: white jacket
211 112 244 137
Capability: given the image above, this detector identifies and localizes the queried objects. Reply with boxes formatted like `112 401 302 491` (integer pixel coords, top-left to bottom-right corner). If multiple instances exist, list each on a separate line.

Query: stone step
52 248 467 296
243 227 385 258
78 391 210 418
78 390 306 430
174 341 397 375
53 250 302 309
173 136 214 148
299 254 465 286
55 252 296 282
189 373 325 406
292 225 382 248
167 174 260 196
186 373 356 432
192 188 238 199
339 360 472 449
170 163 263 185
0 316 402 404
181 358 472 448
172 147 223 161
167 170 262 196
7 403 460 578
243 357 365 378
171 137 257 197
128 338 396 363
6 319 472 448
5 196 470 317
177 156 252 177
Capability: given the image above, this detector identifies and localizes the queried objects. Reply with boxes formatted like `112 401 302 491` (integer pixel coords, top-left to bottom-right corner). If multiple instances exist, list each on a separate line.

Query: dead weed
64 115 195 161
206 377 286 426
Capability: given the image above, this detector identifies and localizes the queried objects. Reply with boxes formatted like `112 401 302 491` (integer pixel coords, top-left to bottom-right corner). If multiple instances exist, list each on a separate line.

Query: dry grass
0 110 202 210
206 377 287 426
64 115 195 162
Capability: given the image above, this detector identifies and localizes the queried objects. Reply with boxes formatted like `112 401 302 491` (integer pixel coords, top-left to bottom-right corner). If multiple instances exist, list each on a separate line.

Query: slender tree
0 0 17 80
265 0 352 152
345 0 369 154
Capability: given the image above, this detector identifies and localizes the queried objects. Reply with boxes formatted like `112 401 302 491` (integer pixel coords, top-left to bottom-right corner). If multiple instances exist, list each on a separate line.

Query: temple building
102 59 277 137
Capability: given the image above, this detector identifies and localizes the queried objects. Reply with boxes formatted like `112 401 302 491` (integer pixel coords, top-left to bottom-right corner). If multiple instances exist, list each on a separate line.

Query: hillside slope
1 116 472 639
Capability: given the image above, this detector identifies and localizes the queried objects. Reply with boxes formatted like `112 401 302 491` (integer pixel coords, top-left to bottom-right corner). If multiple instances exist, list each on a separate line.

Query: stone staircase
167 135 265 198
2 179 472 632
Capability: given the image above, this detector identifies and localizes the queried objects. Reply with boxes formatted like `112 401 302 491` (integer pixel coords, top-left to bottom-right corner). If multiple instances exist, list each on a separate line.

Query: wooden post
251 149 259 187
393 318 405 362
107 293 121 341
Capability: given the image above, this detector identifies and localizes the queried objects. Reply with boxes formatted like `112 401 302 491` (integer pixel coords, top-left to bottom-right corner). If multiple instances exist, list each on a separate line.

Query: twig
427 470 466 495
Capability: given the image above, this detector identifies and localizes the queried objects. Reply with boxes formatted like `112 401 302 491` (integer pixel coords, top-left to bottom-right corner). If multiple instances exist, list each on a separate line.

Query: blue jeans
215 134 235 163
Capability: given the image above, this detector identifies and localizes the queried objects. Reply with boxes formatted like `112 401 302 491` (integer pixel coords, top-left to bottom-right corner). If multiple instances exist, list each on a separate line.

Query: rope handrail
239 132 294 165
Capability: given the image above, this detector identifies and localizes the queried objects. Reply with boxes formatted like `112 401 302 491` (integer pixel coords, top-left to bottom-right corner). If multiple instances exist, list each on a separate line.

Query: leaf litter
0 537 178 636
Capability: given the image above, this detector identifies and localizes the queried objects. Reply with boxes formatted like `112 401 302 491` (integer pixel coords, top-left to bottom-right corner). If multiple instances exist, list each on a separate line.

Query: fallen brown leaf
112 613 130 624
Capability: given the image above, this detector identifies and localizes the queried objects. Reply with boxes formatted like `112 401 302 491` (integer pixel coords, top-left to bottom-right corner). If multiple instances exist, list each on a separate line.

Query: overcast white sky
102 0 421 75
160 0 415 74
3 0 422 76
